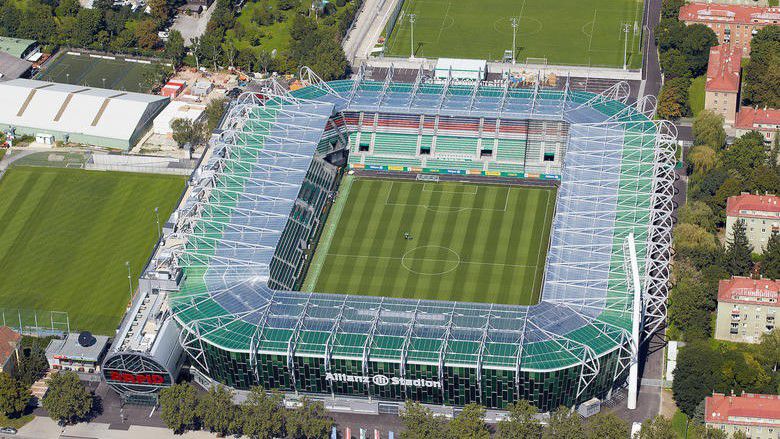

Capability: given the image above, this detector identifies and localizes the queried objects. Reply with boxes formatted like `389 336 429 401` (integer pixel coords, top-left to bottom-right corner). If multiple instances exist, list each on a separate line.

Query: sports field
304 177 556 305
37 52 163 92
384 0 644 68
0 167 186 334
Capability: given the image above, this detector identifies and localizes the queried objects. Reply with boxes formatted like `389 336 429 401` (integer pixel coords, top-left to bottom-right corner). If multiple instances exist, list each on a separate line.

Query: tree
661 0 686 19
15 343 50 387
723 131 769 179
673 342 723 417
0 373 30 417
584 413 628 439
190 36 202 70
159 382 200 433
678 201 716 233
165 30 186 65
240 387 286 439
254 49 272 74
495 400 543 439
147 0 171 23
657 77 691 120
692 110 726 150
55 0 81 18
677 24 718 77
725 219 754 276
660 49 691 79
42 371 93 425
742 26 780 108
689 425 728 439
450 404 489 439
758 330 780 372
205 97 228 132
687 145 717 176
635 416 675 439
672 223 719 268
762 231 780 278
668 265 712 339
400 401 450 439
286 397 334 439
542 406 584 439
198 385 235 436
71 8 103 47
170 118 206 151
135 18 161 50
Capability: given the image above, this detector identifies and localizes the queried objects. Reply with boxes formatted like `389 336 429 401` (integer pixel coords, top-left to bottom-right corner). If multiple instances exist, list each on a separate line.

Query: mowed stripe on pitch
313 179 556 305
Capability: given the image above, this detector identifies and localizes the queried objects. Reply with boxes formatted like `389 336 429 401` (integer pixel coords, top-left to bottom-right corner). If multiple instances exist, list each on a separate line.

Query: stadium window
480 149 493 158
543 152 555 162
420 146 431 155
359 142 370 152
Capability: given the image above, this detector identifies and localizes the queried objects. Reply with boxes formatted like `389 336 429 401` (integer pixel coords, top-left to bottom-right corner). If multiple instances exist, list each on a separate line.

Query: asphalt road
641 0 663 100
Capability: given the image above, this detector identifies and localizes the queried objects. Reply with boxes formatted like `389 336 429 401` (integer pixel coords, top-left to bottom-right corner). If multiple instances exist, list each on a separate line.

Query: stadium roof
0 79 168 147
0 52 32 81
169 70 675 386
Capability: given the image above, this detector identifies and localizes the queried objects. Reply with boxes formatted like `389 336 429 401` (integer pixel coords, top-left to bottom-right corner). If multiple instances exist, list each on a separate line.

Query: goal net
416 174 440 182
525 57 548 66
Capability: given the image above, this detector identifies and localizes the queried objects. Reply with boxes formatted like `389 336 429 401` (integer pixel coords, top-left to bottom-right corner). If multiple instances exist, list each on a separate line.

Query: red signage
108 371 165 385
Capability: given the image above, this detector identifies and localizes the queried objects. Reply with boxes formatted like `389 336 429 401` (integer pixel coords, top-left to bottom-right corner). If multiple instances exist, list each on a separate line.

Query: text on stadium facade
325 373 441 388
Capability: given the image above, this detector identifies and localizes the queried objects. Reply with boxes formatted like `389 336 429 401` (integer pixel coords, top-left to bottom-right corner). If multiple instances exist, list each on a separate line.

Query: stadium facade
104 67 676 412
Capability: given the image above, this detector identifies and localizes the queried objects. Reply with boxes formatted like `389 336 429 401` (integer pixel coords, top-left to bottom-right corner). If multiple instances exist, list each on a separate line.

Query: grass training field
304 177 556 305
0 167 185 335
384 0 644 68
37 52 163 93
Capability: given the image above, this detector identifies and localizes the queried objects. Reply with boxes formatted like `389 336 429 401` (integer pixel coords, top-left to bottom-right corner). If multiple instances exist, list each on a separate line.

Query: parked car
0 426 17 435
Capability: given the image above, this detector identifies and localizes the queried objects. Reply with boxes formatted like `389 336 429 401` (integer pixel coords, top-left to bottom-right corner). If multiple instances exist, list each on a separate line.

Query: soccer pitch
0 167 186 335
37 52 162 93
384 0 644 68
305 177 556 305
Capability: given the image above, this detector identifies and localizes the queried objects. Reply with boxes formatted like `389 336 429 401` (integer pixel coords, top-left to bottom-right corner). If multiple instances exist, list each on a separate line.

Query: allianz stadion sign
325 373 441 388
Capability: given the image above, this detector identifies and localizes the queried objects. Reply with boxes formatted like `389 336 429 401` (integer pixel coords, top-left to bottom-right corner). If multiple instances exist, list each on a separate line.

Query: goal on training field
416 174 440 182
525 57 548 66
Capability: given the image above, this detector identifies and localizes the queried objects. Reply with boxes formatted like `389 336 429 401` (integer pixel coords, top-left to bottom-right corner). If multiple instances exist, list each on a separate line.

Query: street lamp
622 23 631 70
125 261 133 302
154 207 161 239
510 17 519 65
409 14 417 59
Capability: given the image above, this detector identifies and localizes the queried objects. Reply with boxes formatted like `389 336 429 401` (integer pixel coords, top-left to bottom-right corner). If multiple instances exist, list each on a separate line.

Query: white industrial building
0 79 169 150
152 100 206 136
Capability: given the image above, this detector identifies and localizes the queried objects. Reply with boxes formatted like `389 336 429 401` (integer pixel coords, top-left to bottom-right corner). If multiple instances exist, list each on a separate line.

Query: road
640 0 663 100
342 0 401 63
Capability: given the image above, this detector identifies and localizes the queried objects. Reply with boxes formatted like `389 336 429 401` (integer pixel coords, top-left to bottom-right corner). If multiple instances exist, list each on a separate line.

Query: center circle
401 245 461 276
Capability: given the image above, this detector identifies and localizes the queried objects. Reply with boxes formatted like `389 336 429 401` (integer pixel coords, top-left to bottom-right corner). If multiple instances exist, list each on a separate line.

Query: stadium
104 68 676 412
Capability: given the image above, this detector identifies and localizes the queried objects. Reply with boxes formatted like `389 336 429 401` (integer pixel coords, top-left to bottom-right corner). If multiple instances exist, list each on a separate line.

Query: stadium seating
495 139 527 162
372 133 419 156
435 136 478 155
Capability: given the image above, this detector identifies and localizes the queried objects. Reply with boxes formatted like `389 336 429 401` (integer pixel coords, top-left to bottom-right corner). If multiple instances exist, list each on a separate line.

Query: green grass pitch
304 177 556 305
384 0 644 68
0 167 186 334
37 53 162 93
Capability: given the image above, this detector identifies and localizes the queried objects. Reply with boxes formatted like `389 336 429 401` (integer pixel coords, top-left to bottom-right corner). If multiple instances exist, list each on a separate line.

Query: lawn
304 177 556 305
0 167 185 335
384 0 644 67
36 52 164 93
689 75 706 116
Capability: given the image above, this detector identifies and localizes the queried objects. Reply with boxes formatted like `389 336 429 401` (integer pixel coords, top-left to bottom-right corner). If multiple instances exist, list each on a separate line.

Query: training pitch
0 167 185 334
37 52 162 93
384 0 644 68
305 177 556 305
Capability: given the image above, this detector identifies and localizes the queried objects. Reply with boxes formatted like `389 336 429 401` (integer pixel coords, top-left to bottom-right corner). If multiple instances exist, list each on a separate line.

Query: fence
0 308 70 337
383 0 406 39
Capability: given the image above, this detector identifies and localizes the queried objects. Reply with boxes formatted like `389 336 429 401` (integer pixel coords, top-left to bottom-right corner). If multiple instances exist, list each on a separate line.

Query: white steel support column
626 233 642 410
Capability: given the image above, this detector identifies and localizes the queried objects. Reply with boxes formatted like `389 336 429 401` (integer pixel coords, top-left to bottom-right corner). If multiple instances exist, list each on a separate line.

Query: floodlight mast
510 17 519 65
622 23 631 70
409 14 416 60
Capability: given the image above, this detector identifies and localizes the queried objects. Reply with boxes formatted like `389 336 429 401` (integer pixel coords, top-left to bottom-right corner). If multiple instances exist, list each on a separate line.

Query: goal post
416 174 440 182
525 57 548 66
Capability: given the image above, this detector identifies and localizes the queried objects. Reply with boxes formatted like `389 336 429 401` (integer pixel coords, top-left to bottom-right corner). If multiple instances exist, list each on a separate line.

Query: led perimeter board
168 69 676 411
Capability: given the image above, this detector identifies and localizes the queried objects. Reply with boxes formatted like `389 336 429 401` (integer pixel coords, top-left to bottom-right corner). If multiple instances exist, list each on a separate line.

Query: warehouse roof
0 52 32 81
0 79 169 143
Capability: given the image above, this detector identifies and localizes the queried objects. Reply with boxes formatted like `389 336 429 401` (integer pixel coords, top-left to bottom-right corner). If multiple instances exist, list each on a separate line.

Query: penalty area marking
385 181 511 213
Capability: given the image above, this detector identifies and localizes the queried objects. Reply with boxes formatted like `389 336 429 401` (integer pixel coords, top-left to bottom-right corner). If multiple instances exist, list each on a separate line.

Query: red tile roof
679 3 780 25
718 276 780 305
0 326 21 366
706 45 741 93
727 193 780 217
706 393 780 427
736 106 780 131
